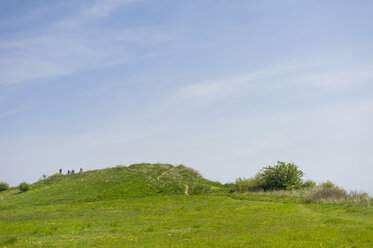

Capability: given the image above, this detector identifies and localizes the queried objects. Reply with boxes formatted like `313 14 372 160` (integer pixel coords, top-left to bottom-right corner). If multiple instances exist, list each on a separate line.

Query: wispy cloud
285 67 373 88
0 107 29 119
179 61 373 104
83 0 140 19
0 0 174 85
59 0 142 27
179 64 306 103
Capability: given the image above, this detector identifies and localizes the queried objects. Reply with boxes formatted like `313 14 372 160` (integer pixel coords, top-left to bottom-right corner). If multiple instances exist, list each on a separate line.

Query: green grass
1 163 373 247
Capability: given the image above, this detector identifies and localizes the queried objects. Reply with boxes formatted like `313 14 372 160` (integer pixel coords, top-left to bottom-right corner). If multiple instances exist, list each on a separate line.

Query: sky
1 0 373 194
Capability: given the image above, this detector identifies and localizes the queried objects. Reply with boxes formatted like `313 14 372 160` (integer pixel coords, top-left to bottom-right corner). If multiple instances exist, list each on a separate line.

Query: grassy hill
1 163 373 247
0 163 227 208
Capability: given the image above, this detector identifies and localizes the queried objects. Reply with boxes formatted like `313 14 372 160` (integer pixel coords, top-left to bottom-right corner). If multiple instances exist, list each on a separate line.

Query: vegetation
233 162 370 205
234 177 261 193
258 161 304 190
235 186 371 205
0 182 9 192
302 179 316 188
235 161 305 192
0 163 372 247
18 182 30 192
320 180 336 189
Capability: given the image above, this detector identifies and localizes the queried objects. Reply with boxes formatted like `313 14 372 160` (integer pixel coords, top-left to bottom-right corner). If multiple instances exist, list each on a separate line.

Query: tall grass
305 187 371 204
234 177 261 193
236 186 371 205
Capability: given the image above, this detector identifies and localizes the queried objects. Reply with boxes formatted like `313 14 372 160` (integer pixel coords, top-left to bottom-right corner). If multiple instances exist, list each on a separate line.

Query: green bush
234 176 262 193
257 161 304 191
320 181 335 189
234 178 247 193
302 180 316 188
19 182 30 192
0 182 9 191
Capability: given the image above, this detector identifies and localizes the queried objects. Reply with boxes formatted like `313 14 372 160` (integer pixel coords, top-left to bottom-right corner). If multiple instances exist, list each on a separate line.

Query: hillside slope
0 163 227 208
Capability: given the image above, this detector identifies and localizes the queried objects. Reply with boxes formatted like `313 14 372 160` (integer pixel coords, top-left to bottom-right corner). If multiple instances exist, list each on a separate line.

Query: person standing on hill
72 169 75 174
59 169 62 174
68 170 70 174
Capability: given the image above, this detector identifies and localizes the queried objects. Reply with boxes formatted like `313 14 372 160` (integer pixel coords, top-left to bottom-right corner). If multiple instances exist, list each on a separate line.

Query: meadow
1 164 373 247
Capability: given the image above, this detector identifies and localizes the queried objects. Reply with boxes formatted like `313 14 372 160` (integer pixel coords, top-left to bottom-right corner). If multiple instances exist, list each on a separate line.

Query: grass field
1 164 373 247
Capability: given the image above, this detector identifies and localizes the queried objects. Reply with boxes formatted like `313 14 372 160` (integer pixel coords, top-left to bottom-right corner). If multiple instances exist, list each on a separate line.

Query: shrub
257 161 304 191
302 180 316 188
320 181 335 189
349 191 371 203
234 178 246 193
234 177 261 193
19 182 30 192
306 186 347 203
0 182 9 191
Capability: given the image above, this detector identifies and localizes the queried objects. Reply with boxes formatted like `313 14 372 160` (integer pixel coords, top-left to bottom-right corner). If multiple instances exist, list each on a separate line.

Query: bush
0 182 9 191
302 180 316 188
234 177 261 193
234 178 247 193
257 161 304 191
349 191 371 203
320 181 335 189
19 182 30 192
306 186 347 203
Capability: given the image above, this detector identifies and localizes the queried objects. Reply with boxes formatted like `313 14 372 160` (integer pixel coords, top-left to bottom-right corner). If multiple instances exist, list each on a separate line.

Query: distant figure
71 169 75 174
59 169 62 174
80 168 83 173
68 170 70 174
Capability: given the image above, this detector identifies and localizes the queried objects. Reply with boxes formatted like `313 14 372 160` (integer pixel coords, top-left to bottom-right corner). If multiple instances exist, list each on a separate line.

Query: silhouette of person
59 169 62 174
68 170 70 174
72 169 75 174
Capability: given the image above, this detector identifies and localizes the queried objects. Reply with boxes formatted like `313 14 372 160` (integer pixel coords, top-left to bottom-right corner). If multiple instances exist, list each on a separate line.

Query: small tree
19 182 30 192
0 182 9 191
257 161 304 190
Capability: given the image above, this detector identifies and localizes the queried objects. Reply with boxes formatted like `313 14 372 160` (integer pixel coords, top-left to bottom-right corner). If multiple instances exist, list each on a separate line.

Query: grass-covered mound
0 163 227 209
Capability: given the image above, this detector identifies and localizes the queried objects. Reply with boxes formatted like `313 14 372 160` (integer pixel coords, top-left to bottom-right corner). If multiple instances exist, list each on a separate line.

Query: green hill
1 163 373 247
0 163 228 208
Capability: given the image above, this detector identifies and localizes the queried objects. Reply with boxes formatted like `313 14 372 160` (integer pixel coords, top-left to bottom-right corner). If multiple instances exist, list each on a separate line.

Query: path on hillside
157 168 175 180
185 184 189 196
157 168 189 196
297 204 373 224
298 204 316 215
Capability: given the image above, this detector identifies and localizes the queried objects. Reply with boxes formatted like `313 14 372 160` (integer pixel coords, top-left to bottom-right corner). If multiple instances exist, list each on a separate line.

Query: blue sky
1 0 373 193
